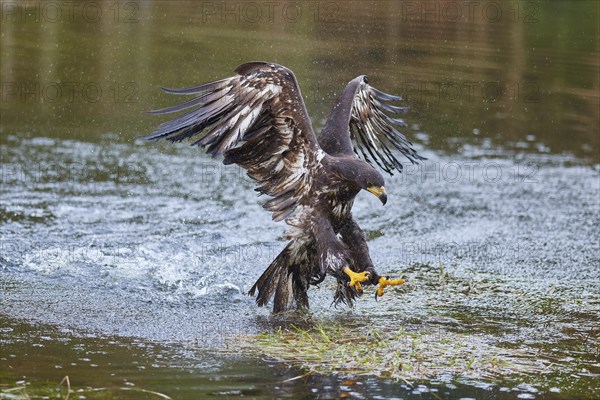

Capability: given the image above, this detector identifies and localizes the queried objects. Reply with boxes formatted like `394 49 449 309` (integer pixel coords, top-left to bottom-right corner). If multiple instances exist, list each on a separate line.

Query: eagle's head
360 168 387 205
332 157 387 205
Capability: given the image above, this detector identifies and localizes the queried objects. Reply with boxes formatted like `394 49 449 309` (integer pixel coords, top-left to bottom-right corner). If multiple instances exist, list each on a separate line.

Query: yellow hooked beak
367 186 387 205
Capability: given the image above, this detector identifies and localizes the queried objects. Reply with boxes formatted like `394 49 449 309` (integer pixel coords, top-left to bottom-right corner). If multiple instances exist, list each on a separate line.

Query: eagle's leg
343 267 370 292
338 217 378 281
313 217 361 306
375 276 406 298
339 217 406 297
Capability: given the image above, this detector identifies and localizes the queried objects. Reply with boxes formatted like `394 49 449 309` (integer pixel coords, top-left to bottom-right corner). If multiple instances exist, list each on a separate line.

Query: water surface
1 1 599 398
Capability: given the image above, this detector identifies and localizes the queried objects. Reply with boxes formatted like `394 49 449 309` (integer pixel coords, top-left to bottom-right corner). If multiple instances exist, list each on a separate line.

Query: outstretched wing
144 62 321 221
318 75 425 175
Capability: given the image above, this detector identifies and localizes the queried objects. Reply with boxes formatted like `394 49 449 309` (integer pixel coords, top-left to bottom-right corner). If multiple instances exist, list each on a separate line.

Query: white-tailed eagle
144 62 425 313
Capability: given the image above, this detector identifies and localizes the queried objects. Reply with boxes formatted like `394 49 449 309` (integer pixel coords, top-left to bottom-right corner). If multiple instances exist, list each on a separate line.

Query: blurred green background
1 0 598 160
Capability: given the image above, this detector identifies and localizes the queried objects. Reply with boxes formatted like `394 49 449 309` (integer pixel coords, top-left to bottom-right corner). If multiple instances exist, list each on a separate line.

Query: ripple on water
1 137 598 398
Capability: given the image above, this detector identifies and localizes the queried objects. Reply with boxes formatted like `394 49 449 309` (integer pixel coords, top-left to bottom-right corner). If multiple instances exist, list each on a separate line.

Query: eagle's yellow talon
376 276 405 298
343 267 370 291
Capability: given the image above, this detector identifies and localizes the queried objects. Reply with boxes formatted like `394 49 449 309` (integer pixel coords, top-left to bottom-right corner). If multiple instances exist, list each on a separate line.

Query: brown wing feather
143 62 321 221
319 76 425 175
